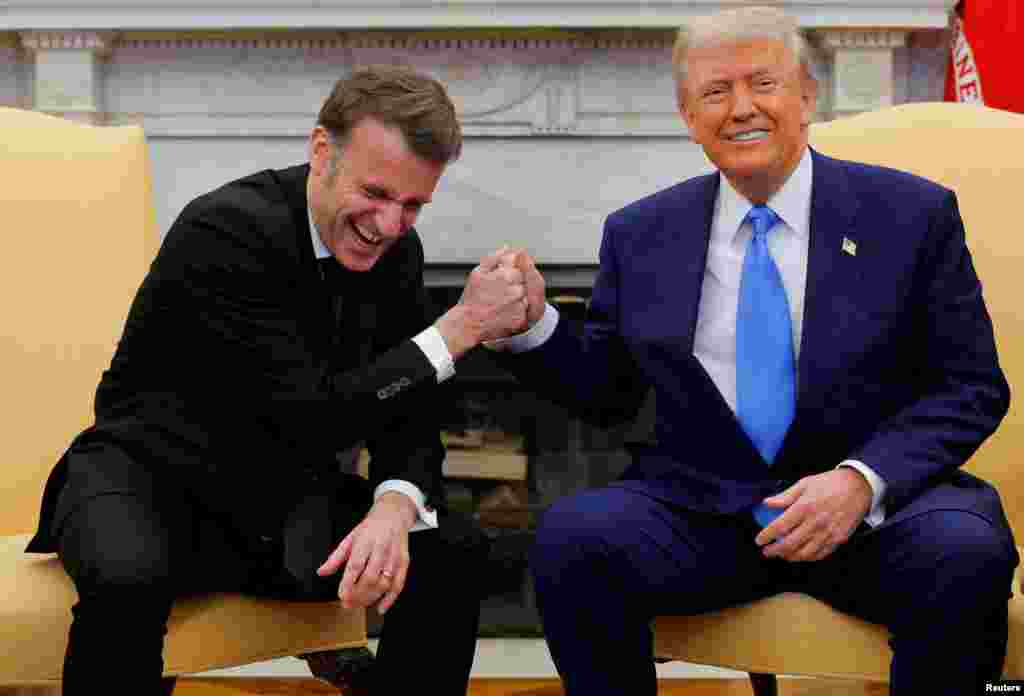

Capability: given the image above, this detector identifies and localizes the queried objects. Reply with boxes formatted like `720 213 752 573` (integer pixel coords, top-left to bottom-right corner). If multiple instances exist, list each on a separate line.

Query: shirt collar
309 208 331 260
717 146 813 246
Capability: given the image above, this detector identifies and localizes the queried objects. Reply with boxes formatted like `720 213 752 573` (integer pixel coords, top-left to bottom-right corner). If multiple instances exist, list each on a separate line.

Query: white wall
149 134 711 264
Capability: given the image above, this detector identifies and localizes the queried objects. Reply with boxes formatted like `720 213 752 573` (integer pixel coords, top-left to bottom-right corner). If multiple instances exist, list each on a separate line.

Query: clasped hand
465 246 546 340
457 246 530 343
437 246 546 356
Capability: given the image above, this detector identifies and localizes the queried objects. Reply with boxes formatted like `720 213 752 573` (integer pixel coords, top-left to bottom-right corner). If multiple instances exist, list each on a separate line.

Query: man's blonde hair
672 6 812 88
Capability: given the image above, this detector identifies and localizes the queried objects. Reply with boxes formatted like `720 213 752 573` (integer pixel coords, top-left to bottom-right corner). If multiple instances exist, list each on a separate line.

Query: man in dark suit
27 65 529 694
491 7 1018 695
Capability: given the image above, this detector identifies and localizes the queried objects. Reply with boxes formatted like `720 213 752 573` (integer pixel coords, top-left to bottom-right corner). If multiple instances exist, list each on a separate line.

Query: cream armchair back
654 102 1024 692
0 108 364 688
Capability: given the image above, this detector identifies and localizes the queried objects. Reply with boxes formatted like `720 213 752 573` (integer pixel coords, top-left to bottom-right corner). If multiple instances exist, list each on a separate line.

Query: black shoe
299 647 375 695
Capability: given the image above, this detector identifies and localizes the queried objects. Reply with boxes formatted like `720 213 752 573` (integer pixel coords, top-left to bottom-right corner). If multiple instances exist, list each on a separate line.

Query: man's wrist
838 465 872 498
837 459 887 526
485 302 559 353
435 305 479 361
372 491 419 530
373 480 439 531
412 327 455 383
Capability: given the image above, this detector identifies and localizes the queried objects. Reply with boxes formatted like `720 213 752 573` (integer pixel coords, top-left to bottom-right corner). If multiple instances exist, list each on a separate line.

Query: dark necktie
318 256 346 291
318 257 347 351
735 205 796 527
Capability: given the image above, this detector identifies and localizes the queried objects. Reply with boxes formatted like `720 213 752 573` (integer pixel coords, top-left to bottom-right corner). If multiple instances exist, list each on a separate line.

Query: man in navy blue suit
491 6 1018 695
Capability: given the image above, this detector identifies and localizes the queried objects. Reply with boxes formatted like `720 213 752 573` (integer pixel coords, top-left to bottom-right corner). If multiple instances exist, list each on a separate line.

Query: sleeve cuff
837 459 887 527
374 480 439 532
484 302 560 353
412 326 455 383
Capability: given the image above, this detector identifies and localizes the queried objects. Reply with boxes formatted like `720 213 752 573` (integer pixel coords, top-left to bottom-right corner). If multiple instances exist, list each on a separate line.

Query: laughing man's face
308 118 444 272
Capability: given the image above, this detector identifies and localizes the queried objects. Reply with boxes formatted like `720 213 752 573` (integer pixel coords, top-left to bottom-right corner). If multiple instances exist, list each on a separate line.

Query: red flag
944 0 1024 113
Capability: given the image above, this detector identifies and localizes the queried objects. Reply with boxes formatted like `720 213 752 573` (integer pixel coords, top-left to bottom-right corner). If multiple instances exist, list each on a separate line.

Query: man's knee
907 510 1015 606
933 511 1012 570
58 497 174 596
389 509 490 599
535 493 592 555
66 535 172 596
531 490 626 580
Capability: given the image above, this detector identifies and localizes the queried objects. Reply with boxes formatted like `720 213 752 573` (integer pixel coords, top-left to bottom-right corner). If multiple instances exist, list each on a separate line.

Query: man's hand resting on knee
317 491 417 613
754 468 872 562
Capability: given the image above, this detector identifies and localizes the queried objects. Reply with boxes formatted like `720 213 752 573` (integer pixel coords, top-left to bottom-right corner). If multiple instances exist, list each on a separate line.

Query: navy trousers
531 486 1015 696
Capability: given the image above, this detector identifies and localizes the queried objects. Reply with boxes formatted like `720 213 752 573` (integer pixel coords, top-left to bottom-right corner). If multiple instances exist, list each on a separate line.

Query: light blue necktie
735 205 795 527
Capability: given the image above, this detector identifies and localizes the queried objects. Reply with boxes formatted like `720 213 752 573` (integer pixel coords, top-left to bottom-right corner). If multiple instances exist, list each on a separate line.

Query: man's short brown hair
318 65 462 165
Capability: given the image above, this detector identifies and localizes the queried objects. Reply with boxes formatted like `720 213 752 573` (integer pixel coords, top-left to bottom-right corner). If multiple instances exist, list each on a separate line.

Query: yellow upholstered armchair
653 102 1024 693
0 108 365 693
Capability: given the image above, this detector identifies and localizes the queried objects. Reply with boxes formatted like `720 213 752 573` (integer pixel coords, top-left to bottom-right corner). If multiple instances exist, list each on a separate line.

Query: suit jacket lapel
276 163 316 276
273 164 340 350
278 163 377 368
796 149 861 413
670 173 719 352
663 173 769 467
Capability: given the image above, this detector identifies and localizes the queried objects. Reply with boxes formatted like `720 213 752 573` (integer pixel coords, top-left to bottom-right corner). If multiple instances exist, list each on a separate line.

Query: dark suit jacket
503 149 1014 544
28 164 447 552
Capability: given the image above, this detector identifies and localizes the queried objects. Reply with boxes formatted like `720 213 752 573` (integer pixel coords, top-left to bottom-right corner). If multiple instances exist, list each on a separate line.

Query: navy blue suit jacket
506 149 1013 543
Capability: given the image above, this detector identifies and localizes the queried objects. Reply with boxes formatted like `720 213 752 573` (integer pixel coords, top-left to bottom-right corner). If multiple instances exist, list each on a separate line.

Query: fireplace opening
359 265 655 637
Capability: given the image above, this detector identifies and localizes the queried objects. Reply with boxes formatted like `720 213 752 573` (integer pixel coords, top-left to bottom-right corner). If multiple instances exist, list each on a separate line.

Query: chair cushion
654 564 1024 681
0 534 365 683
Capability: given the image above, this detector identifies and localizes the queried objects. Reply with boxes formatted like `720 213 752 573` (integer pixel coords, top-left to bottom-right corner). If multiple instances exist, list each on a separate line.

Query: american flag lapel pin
842 236 857 256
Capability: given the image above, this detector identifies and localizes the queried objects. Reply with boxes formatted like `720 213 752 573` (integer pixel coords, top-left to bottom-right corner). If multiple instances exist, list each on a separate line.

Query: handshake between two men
435 247 547 359
316 246 547 617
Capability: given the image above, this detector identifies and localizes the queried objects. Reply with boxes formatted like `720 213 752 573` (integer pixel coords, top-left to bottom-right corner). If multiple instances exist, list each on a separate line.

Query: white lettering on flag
950 16 985 104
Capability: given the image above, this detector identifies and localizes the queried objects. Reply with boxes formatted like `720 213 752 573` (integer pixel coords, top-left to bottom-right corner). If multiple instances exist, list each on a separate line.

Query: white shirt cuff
412 326 455 383
837 460 887 527
484 302 560 353
374 479 439 532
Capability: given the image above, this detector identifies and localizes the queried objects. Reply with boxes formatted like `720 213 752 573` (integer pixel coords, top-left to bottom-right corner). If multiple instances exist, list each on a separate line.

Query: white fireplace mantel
0 1 955 265
1 0 956 31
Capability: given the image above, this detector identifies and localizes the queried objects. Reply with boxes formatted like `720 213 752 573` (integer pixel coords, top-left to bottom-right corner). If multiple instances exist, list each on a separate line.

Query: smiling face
679 38 816 203
307 117 445 272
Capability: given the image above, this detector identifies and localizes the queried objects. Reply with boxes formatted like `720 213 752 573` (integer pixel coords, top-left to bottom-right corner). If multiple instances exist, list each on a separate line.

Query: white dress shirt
491 148 887 526
310 213 450 530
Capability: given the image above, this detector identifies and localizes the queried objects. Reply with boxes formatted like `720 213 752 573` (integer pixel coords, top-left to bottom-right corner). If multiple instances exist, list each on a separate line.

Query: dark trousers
531 486 1016 696
54 444 485 695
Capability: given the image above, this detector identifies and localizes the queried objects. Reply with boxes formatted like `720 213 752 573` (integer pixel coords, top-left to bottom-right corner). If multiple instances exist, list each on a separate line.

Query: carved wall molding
20 30 117 54
817 29 909 51
101 36 687 137
5 21 950 134
117 35 346 51
107 31 674 52
0 0 958 31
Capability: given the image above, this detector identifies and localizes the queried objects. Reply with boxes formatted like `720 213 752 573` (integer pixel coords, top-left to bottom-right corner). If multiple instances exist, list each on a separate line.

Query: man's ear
799 70 819 126
677 86 699 141
309 126 331 176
